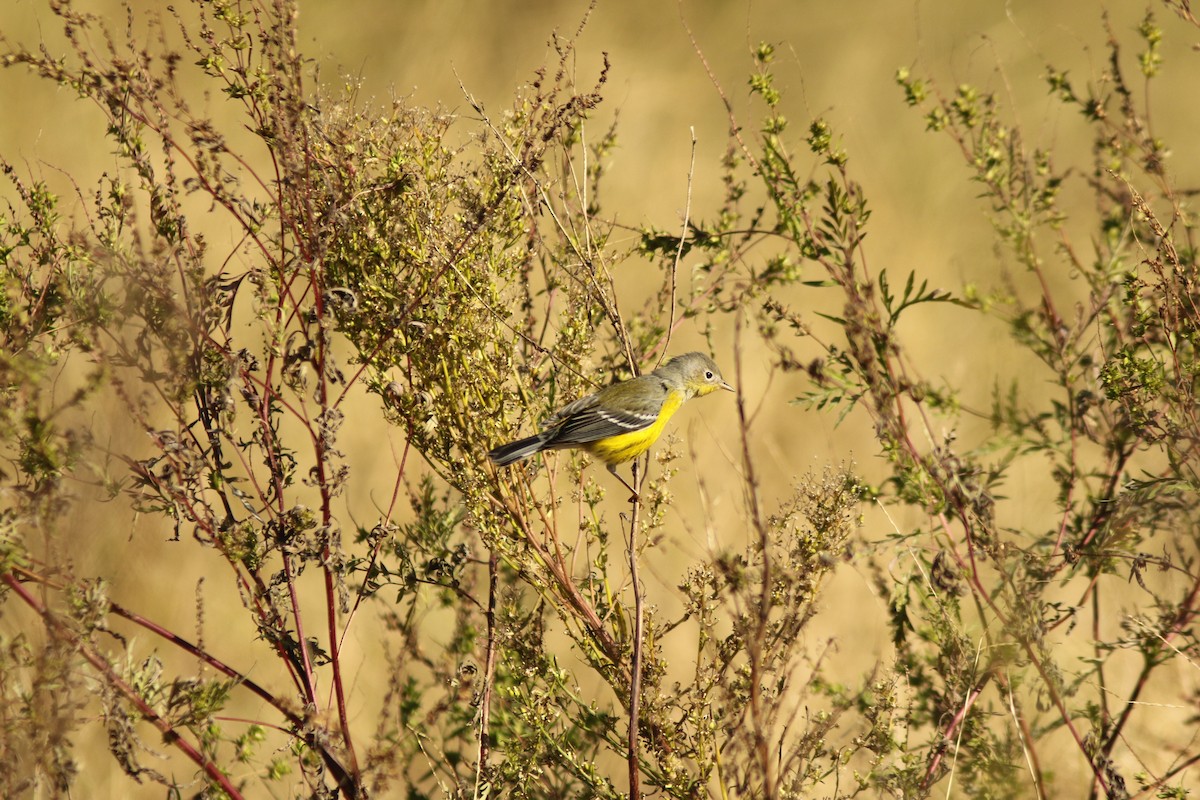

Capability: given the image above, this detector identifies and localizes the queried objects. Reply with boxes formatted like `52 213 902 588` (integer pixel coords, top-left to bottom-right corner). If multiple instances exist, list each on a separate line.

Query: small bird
488 352 734 495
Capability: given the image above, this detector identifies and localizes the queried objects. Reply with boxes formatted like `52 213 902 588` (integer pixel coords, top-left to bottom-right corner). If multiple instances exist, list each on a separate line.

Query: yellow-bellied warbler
488 352 734 492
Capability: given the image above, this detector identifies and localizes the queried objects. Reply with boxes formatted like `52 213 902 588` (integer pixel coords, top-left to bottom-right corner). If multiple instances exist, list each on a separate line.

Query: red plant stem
281 553 317 706
342 413 415 638
4 572 245 800
310 272 361 780
108 598 358 793
75 576 357 795
921 683 985 790
733 319 776 797
1104 570 1200 755
627 459 645 800
110 595 296 721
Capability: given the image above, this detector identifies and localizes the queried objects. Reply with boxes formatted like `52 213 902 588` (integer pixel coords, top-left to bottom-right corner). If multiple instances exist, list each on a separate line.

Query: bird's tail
488 432 553 466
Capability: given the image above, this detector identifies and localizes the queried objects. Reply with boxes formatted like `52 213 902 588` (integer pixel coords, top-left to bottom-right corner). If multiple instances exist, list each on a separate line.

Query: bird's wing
543 377 668 445
542 393 600 430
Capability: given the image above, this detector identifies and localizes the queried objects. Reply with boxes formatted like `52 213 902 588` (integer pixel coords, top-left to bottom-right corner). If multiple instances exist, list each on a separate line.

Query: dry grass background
3 0 1198 796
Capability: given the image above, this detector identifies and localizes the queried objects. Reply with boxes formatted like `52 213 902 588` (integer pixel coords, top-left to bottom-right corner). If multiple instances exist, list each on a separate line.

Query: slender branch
310 280 361 780
733 313 775 797
96 581 358 795
281 554 318 706
4 572 246 800
653 127 697 367
1003 671 1047 800
921 677 988 791
474 548 500 800
627 458 647 799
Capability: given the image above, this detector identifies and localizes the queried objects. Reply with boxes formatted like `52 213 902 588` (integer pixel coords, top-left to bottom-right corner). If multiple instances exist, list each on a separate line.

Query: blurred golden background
4 0 1199 795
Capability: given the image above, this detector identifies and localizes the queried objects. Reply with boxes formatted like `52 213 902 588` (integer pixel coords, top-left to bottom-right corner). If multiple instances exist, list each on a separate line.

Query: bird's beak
720 380 735 393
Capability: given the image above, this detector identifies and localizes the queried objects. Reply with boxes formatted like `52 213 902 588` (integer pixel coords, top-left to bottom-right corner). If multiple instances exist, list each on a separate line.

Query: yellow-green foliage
0 2 1198 799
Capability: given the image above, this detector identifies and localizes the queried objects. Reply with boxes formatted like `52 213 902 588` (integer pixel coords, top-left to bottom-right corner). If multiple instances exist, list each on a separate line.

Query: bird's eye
705 371 714 380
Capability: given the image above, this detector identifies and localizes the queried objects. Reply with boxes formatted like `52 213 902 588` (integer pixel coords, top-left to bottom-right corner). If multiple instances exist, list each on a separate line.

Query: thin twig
474 548 500 800
4 572 249 800
281 554 318 706
1003 670 1046 800
733 312 775 797
654 127 697 367
627 458 647 799
922 639 987 793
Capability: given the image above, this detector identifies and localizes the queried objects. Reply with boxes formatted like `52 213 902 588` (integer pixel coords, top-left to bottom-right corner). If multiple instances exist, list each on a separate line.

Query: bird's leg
607 463 639 503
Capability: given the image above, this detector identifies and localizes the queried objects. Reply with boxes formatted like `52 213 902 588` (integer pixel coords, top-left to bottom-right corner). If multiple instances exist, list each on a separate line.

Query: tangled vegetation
0 1 1196 798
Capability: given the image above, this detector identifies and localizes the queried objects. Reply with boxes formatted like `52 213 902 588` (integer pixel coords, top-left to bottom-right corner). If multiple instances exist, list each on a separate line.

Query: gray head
657 352 735 397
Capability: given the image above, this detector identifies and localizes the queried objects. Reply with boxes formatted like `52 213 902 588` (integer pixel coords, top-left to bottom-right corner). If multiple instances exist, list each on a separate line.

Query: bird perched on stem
488 352 734 497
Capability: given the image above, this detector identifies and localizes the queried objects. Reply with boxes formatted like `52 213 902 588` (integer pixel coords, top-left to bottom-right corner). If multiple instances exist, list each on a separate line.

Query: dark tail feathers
488 432 552 466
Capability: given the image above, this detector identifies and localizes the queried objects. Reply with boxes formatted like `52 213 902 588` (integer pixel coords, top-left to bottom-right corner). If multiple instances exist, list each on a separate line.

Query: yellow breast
585 391 685 466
